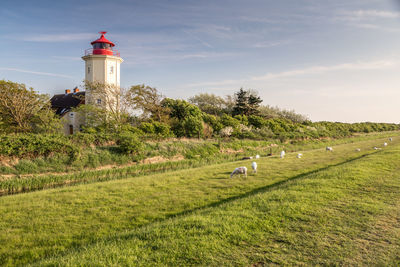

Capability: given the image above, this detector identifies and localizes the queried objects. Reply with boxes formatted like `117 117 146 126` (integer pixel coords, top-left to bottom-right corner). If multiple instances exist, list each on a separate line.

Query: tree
161 98 204 138
223 95 236 114
247 91 263 115
83 81 129 131
258 104 308 123
188 93 226 116
126 84 168 122
0 80 62 133
232 88 262 116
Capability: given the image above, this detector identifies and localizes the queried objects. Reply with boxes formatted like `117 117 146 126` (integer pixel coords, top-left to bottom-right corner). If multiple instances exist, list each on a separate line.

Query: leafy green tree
162 98 203 138
126 84 168 122
259 105 308 123
248 115 267 128
202 114 223 133
189 93 226 116
0 80 62 133
220 114 240 128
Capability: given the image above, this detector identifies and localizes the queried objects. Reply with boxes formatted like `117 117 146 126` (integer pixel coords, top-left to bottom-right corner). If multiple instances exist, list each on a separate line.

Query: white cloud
252 40 291 48
0 67 73 78
186 60 397 88
352 10 400 19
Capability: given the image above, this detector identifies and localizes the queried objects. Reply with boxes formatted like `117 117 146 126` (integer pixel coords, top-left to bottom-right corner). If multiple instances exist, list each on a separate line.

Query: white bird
230 167 247 178
326 146 333 152
373 147 381 150
251 162 257 173
255 154 260 159
355 148 361 152
384 142 388 146
297 153 303 158
280 150 285 158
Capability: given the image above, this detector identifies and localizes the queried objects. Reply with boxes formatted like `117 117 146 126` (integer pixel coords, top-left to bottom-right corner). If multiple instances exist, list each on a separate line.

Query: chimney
73 87 79 93
65 89 71 94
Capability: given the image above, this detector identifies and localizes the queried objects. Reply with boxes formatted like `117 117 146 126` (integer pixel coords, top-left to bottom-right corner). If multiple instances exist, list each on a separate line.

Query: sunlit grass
40 141 400 266
0 134 399 265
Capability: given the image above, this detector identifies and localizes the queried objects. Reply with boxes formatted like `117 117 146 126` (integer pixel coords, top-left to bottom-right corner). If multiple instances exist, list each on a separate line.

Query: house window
97 99 102 105
69 125 74 135
69 112 74 118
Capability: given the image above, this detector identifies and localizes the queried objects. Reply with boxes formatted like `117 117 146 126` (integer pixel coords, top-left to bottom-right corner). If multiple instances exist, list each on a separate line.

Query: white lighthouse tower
82 31 123 105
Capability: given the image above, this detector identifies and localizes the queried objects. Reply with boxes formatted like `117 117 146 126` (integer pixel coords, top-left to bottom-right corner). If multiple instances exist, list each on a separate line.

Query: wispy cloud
251 60 396 81
352 23 400 32
351 10 400 19
17 33 95 42
252 40 291 48
182 30 213 48
52 56 82 61
186 60 397 87
0 67 73 78
334 9 400 32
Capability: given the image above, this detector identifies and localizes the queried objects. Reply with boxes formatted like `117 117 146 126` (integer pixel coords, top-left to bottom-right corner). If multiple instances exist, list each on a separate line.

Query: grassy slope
0 136 398 265
40 138 400 266
1 131 399 196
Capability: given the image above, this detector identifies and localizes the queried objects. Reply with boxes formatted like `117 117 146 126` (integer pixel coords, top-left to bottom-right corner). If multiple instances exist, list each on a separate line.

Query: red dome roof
91 31 115 47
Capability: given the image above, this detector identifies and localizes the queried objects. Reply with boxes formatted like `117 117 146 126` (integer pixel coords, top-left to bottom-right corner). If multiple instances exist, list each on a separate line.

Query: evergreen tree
232 88 262 116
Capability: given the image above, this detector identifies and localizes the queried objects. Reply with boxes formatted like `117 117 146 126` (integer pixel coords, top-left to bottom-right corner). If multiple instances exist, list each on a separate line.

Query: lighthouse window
109 66 114 74
93 43 111 49
87 66 90 74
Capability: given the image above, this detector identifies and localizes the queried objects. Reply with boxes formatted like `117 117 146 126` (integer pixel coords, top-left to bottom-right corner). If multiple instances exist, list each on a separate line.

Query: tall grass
0 155 238 196
1 131 398 176
0 132 398 196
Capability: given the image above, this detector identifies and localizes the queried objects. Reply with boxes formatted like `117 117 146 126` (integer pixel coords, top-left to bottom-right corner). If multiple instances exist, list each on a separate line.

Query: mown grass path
0 136 398 265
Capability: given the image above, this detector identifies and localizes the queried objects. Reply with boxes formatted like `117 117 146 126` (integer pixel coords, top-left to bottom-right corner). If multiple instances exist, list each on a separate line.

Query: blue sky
1 0 400 122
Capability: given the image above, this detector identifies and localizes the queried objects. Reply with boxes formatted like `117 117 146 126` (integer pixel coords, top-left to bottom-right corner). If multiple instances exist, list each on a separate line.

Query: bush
0 133 80 160
248 115 266 128
220 114 240 128
153 121 173 138
140 122 155 134
220 126 233 137
117 132 144 154
70 132 96 147
202 114 223 133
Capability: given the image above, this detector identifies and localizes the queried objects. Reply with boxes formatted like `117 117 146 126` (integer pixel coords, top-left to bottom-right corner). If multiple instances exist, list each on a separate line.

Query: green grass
40 138 400 266
1 132 399 196
0 135 399 265
1 130 398 176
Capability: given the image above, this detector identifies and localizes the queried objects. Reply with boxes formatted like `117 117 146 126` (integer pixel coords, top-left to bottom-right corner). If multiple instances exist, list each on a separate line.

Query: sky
1 0 400 123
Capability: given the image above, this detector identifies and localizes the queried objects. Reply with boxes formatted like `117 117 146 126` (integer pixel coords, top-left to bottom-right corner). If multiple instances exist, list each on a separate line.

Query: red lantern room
84 31 120 57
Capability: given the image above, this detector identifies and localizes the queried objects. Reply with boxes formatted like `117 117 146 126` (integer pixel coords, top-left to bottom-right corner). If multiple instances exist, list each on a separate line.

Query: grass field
1 131 399 196
0 134 399 265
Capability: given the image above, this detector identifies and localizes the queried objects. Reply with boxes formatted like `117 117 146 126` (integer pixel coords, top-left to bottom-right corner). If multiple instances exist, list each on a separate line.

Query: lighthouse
51 32 123 135
82 31 123 105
